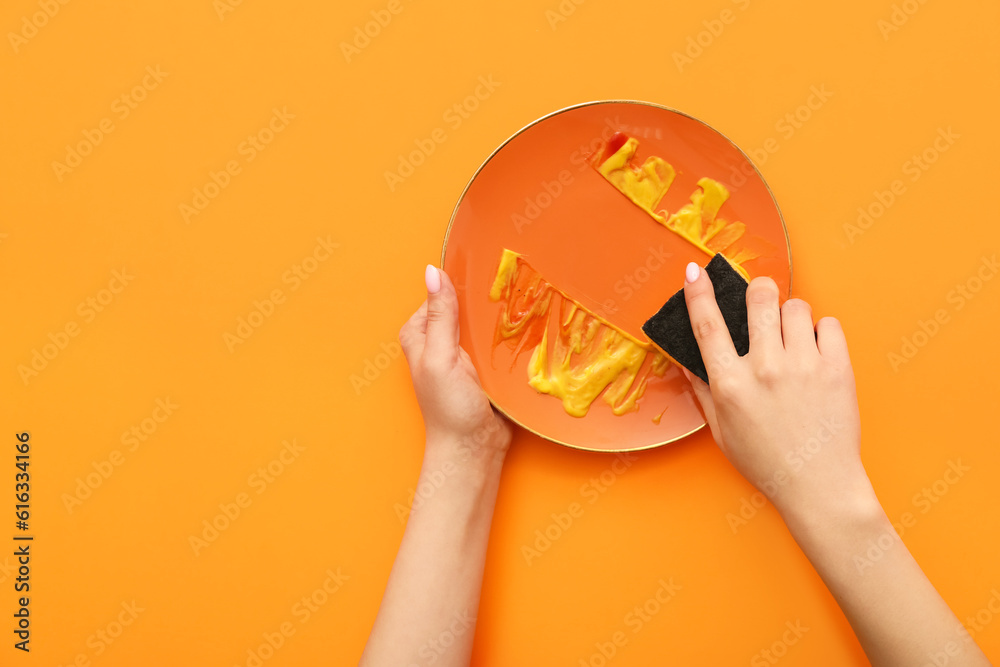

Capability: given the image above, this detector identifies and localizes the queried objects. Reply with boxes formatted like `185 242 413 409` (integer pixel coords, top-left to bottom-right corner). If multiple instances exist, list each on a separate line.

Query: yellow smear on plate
595 136 675 219
593 134 761 274
490 249 669 419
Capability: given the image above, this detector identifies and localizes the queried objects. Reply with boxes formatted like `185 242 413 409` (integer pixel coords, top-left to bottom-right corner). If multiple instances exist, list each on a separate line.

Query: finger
745 276 782 356
815 316 852 368
399 301 427 361
683 261 738 380
424 265 461 362
780 298 818 353
681 366 722 444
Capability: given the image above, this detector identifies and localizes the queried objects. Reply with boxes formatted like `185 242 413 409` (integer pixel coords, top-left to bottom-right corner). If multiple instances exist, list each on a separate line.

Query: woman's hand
399 265 512 464
680 262 873 520
678 261 990 667
361 265 512 667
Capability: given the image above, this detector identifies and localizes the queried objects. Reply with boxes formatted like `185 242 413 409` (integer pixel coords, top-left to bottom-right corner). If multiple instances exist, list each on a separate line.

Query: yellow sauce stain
490 249 669 419
652 404 669 425
592 133 761 273
489 248 520 301
594 135 675 219
664 176 731 256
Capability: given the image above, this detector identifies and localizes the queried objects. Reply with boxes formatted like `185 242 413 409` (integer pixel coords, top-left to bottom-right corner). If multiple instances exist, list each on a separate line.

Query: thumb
681 366 722 445
424 265 460 361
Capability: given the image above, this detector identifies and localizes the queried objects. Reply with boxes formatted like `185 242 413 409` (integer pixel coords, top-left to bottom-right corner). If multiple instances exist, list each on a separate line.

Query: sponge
641 254 749 384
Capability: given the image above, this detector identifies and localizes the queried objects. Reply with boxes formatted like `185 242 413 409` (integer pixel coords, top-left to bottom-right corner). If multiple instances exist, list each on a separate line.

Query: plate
441 101 790 452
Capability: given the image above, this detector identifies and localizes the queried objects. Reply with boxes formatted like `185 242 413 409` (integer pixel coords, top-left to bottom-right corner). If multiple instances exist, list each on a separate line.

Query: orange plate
441 101 790 452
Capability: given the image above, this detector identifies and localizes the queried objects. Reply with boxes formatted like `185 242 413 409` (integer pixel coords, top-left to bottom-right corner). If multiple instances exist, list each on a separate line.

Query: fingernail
685 262 700 284
425 264 441 294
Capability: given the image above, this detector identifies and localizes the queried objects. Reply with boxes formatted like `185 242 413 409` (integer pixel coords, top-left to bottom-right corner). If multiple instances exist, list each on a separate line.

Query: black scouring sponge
641 254 749 384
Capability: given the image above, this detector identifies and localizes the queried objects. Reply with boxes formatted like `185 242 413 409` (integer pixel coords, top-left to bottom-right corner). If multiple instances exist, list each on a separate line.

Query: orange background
2 0 998 665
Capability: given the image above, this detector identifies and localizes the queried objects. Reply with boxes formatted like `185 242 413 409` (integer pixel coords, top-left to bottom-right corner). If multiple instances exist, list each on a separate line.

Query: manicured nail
425 264 441 294
685 262 700 284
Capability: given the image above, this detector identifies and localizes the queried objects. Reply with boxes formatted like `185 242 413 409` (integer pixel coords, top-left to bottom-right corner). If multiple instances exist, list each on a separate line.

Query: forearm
778 482 989 667
360 438 505 667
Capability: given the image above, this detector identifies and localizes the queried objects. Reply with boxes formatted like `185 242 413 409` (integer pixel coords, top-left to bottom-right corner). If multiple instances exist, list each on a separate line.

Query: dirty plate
441 101 790 452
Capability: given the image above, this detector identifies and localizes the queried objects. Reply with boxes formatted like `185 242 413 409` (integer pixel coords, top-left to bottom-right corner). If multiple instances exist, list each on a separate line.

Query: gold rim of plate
439 100 793 453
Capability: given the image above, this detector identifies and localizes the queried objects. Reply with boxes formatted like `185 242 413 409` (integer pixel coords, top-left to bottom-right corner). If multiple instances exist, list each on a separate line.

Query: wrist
423 433 506 483
409 435 505 525
775 471 887 544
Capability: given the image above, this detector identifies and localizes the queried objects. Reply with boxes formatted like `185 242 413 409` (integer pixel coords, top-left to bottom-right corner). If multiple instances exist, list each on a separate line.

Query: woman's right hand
679 262 875 520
